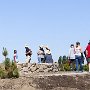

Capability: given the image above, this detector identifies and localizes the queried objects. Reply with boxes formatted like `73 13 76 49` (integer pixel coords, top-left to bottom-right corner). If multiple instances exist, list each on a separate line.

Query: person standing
68 44 75 71
37 46 45 63
44 46 53 63
13 50 18 63
85 40 90 72
75 42 83 72
25 44 32 63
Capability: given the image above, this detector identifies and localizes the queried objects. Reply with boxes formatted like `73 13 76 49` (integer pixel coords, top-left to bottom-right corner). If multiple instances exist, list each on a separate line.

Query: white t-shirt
75 46 82 56
37 50 44 58
68 47 75 59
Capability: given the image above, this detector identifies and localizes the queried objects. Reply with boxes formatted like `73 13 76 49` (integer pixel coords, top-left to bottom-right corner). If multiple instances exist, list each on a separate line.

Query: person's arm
68 49 71 59
25 48 31 55
86 46 88 56
79 46 82 53
25 51 30 55
37 50 40 55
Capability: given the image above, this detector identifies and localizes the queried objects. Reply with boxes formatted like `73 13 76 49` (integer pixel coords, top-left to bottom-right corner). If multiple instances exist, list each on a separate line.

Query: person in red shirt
86 40 90 72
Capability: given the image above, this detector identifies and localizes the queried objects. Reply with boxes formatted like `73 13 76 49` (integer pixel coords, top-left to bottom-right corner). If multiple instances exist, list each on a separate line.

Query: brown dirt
0 72 90 90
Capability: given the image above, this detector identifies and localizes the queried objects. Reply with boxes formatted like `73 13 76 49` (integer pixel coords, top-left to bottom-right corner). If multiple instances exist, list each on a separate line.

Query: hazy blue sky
0 0 90 63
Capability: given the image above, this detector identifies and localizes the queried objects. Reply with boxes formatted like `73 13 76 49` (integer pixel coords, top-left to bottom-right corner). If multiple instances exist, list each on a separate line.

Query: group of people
37 45 53 63
68 40 90 72
13 40 90 73
13 44 32 63
24 45 53 64
13 44 53 64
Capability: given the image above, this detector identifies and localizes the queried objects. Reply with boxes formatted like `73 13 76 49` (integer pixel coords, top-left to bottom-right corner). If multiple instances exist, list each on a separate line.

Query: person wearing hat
85 40 90 72
68 44 75 71
44 46 53 63
74 42 83 72
37 45 45 63
25 44 32 63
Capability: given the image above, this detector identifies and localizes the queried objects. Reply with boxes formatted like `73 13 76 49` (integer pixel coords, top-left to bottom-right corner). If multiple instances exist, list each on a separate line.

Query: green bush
63 63 71 71
4 58 11 70
83 64 89 71
0 68 6 79
13 68 19 78
11 61 17 70
59 64 64 71
58 55 71 71
0 59 19 79
11 61 19 78
7 68 13 78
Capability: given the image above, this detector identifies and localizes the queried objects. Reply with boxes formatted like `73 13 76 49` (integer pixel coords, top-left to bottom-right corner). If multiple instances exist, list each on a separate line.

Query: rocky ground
0 72 90 90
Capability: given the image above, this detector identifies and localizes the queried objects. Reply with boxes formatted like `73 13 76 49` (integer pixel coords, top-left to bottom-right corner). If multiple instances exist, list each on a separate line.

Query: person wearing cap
37 45 45 63
44 46 53 63
85 40 90 72
25 45 32 63
74 42 83 72
68 44 75 71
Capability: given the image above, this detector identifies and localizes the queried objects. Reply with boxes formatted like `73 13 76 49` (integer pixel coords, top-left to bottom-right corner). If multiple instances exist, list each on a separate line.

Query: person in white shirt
68 44 75 71
37 46 45 63
75 42 83 72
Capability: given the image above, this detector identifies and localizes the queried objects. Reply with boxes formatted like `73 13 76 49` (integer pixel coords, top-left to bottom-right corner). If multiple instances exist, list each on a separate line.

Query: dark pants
70 59 75 70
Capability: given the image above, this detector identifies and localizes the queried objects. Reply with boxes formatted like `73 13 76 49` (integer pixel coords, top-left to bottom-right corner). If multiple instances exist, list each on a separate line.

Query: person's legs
26 56 28 63
38 57 41 63
26 56 31 63
87 58 90 72
75 56 79 71
70 59 73 70
89 63 90 72
78 56 83 72
72 59 75 71
28 56 31 63
41 58 45 63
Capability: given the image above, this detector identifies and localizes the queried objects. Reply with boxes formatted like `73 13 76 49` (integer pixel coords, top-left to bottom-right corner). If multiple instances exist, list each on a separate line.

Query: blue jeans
38 57 41 63
75 55 83 71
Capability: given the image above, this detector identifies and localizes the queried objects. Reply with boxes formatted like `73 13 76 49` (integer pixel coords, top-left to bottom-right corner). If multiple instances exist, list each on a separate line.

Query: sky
0 0 90 63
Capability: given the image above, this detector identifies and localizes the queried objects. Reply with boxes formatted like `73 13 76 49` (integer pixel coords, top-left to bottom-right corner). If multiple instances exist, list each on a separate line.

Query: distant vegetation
58 55 89 71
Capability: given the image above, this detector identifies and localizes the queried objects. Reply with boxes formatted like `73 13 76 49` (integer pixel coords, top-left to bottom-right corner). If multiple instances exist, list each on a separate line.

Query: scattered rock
18 63 59 76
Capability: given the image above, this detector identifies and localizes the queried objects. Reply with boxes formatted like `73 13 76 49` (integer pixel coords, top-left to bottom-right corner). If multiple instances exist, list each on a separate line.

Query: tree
58 56 63 65
62 55 67 64
2 47 8 60
63 55 67 61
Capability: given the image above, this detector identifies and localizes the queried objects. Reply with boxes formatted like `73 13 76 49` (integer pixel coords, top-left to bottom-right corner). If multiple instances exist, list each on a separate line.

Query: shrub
13 68 19 78
0 68 6 79
6 68 13 78
63 63 71 71
11 61 19 78
83 64 89 71
4 58 11 70
0 59 19 79
11 61 17 70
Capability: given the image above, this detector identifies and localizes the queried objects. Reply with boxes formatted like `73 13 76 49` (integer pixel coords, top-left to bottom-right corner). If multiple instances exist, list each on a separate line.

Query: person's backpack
84 50 86 57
